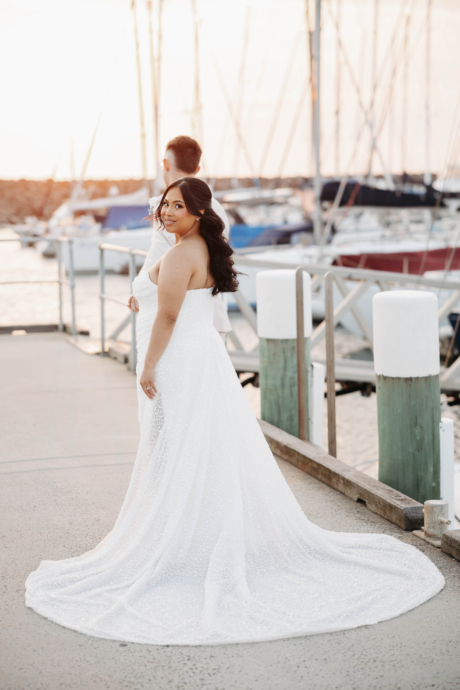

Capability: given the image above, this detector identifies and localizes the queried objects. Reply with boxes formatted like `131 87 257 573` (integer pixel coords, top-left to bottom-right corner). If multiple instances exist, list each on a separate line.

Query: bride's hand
140 367 157 399
128 295 139 312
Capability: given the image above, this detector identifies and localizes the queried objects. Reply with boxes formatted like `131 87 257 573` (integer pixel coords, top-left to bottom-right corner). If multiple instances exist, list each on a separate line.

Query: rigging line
417 104 460 286
416 89 460 287
276 71 312 179
363 0 418 178
202 28 257 179
210 5 254 184
233 6 252 181
245 2 277 133
364 0 414 167
147 0 160 186
190 0 201 141
373 0 421 144
363 0 419 177
258 30 302 178
72 1 131 200
324 0 415 229
325 0 394 190
35 137 68 217
436 89 460 191
132 0 148 183
371 0 412 106
368 0 410 121
321 112 378 243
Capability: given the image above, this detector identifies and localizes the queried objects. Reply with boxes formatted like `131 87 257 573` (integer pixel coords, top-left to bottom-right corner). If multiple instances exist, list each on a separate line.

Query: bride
25 177 444 646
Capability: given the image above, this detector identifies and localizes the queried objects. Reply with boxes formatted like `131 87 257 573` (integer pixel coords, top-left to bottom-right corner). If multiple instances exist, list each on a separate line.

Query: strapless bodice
132 271 216 366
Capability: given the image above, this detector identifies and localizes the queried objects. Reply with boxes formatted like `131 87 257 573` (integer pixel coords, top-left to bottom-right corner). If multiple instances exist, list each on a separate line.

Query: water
0 229 134 340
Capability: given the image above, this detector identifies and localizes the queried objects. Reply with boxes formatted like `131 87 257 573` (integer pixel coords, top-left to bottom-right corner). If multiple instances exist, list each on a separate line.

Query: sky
1 0 460 181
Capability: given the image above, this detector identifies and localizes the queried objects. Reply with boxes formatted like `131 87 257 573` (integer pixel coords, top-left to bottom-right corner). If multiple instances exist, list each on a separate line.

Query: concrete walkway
1 332 459 690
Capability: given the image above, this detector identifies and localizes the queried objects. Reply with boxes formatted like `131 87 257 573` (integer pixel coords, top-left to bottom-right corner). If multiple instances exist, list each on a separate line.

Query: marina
3 0 460 684
2 229 460 507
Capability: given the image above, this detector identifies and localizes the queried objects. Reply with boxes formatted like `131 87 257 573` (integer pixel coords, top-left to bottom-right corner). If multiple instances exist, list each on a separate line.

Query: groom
127 135 232 334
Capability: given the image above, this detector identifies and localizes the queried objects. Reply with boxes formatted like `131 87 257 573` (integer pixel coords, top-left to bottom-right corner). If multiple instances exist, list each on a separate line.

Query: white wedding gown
25 271 445 645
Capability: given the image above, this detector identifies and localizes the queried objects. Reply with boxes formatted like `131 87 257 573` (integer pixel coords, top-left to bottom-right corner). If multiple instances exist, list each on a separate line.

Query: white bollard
440 418 455 527
256 270 313 438
373 290 441 503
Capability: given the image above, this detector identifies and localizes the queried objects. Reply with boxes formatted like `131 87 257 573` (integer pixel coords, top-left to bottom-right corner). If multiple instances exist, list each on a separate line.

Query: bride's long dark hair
153 177 239 296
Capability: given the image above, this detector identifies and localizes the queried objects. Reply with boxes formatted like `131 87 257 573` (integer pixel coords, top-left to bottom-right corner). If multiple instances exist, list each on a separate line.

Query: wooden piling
373 291 441 504
325 272 337 457
259 337 311 438
257 270 312 440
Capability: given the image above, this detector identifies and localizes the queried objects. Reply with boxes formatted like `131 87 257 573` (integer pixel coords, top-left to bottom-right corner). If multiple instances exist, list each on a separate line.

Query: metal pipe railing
128 251 137 372
99 244 106 355
324 272 337 457
234 253 460 291
295 267 308 441
98 242 148 372
0 235 76 335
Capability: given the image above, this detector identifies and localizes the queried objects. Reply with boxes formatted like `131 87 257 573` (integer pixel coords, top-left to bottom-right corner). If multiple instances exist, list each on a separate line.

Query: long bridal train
25 270 445 645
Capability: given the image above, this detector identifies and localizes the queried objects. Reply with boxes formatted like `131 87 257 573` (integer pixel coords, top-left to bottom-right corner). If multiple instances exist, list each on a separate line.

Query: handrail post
128 250 137 373
100 244 106 356
68 238 77 337
295 267 307 441
325 271 337 457
57 238 64 332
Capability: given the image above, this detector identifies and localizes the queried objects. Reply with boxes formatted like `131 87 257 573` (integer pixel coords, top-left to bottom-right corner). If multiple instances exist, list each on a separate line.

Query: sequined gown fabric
25 271 445 645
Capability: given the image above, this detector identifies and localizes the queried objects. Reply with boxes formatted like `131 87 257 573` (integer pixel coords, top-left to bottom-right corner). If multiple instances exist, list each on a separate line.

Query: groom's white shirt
141 194 232 333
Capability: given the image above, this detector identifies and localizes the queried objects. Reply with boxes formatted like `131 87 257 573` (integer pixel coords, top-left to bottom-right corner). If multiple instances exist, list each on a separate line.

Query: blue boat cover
229 224 272 249
103 205 151 230
229 222 313 249
247 222 313 247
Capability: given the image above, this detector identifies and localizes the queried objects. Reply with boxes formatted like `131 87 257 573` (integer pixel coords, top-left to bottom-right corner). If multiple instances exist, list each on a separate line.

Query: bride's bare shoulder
160 241 195 271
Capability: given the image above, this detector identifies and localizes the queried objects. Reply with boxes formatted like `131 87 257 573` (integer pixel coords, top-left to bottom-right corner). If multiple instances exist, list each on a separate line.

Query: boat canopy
69 187 150 213
102 205 151 230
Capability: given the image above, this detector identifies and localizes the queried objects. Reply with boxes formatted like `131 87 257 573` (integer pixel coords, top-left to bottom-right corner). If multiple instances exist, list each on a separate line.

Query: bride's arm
140 246 193 399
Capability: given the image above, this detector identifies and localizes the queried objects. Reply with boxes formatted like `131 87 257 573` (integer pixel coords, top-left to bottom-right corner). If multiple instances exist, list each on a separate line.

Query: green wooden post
373 291 441 504
259 337 311 438
256 270 312 439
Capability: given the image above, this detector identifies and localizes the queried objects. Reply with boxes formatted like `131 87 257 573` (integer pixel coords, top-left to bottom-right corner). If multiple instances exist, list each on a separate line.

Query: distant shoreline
0 174 428 225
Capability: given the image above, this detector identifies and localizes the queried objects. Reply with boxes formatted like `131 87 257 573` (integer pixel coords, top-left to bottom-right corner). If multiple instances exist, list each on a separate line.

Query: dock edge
259 419 424 532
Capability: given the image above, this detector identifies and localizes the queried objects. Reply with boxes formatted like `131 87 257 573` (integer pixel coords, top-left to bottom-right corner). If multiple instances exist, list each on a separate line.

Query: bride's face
161 188 198 235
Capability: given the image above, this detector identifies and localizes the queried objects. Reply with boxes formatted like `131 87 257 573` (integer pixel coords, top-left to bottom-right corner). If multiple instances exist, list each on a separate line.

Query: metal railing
0 235 76 335
97 242 460 390
232 254 460 391
295 267 336 454
99 243 148 372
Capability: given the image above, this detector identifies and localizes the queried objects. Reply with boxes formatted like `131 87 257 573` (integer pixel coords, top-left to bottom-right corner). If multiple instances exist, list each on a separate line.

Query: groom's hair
166 135 202 174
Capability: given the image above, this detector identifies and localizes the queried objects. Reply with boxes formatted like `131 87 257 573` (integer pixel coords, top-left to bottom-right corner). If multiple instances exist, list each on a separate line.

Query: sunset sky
1 0 460 181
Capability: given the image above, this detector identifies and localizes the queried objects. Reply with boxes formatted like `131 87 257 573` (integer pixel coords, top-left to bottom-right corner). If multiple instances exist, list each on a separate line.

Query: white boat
60 227 153 273
36 187 153 271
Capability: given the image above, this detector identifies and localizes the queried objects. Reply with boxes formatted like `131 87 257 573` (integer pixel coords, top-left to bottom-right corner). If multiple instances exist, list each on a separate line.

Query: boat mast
191 0 203 147
334 0 342 177
424 0 432 187
132 0 149 191
369 0 379 180
309 0 322 244
147 0 162 196
232 7 251 188
401 13 411 178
